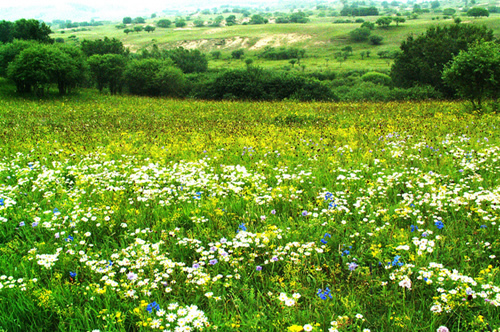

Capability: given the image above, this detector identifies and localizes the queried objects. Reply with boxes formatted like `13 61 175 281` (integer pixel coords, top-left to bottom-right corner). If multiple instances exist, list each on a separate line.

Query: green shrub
361 72 391 86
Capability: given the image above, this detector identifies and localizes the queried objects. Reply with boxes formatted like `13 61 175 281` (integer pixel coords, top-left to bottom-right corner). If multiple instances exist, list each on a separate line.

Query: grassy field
0 90 499 331
55 13 500 73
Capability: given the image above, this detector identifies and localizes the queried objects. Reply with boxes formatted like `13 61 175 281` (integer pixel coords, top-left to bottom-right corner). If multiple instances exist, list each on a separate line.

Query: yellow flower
287 325 303 332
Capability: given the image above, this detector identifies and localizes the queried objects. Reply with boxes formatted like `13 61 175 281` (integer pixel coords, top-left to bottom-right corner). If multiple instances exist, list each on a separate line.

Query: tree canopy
390 24 494 95
442 41 500 109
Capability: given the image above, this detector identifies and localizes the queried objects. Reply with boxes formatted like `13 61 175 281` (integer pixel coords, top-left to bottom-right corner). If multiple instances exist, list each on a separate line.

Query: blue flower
0 198 4 206
317 287 332 300
411 225 418 232
324 233 331 238
69 271 77 278
53 208 59 214
480 225 487 229
321 238 328 244
146 301 160 313
435 221 444 230
341 250 350 256
19 221 25 227
348 262 358 271
65 235 74 242
237 224 247 232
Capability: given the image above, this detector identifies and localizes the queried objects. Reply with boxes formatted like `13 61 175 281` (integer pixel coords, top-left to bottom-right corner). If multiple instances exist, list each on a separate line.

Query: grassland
55 13 500 73
0 90 499 331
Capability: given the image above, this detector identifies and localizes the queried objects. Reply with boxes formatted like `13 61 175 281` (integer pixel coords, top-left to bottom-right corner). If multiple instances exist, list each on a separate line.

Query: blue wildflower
411 225 418 232
69 271 77 278
65 235 74 242
0 198 3 206
321 238 328 244
317 287 332 300
348 262 358 271
435 221 444 230
146 301 160 313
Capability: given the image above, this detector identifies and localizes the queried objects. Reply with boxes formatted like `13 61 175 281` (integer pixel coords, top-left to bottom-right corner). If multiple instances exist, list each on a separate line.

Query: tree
88 54 127 94
393 17 406 26
0 20 14 43
361 21 375 30
193 19 205 27
124 29 132 35
226 15 237 26
124 58 185 97
431 1 440 9
175 19 187 28
349 27 371 42
376 17 392 28
232 49 244 59
250 15 268 24
211 51 221 59
467 8 489 17
81 37 126 57
166 48 208 73
123 17 132 24
391 24 494 95
6 43 86 95
134 26 143 33
157 19 172 28
144 26 156 33
443 8 456 15
13 19 53 43
133 17 146 24
442 41 500 109
369 35 384 45
0 40 32 77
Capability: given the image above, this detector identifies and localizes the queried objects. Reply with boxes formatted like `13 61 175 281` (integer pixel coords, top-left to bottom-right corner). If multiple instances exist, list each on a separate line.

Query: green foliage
193 19 205 27
467 7 489 17
257 47 306 60
361 21 375 30
144 26 155 33
391 24 494 95
369 35 384 45
124 58 185 96
250 15 268 24
442 41 500 109
133 26 143 33
6 43 87 95
0 20 14 43
231 49 245 59
81 37 127 57
166 48 208 74
133 17 145 24
157 19 172 28
361 71 391 85
175 19 187 28
349 27 371 42
123 17 132 24
0 39 33 77
442 8 456 15
210 51 221 59
376 17 392 28
341 6 379 16
393 17 406 26
87 54 127 94
225 15 237 26
199 67 337 101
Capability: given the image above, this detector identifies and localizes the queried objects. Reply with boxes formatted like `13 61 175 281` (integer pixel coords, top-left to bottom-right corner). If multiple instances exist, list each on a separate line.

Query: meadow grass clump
0 91 499 331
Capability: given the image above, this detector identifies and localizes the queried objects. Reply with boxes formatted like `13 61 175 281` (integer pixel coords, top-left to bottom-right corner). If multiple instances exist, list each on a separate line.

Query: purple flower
271 210 276 215
348 262 358 271
209 259 218 265
19 221 25 227
32 222 38 227
193 263 200 269
256 266 262 271
272 257 278 262
302 211 308 217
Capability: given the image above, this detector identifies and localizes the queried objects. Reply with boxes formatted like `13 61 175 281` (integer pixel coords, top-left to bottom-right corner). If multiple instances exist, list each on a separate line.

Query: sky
0 0 191 22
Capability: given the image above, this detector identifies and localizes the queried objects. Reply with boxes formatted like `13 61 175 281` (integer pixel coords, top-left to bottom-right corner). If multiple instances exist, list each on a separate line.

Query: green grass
56 13 500 72
0 90 499 331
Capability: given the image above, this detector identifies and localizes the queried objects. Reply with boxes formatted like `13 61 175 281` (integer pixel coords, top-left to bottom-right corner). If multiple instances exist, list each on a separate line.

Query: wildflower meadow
0 92 499 331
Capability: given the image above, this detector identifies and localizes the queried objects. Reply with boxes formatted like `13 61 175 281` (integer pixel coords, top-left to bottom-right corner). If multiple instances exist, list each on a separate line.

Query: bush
349 27 371 42
361 72 391 85
124 58 186 97
369 35 384 45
